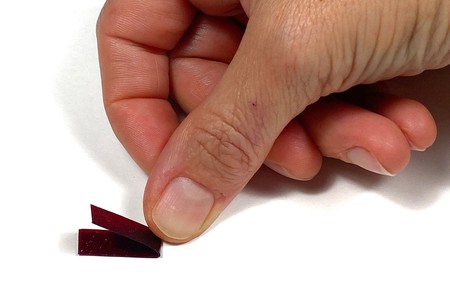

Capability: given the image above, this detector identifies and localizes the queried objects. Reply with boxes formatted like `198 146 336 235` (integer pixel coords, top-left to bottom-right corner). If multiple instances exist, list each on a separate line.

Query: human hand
97 0 449 243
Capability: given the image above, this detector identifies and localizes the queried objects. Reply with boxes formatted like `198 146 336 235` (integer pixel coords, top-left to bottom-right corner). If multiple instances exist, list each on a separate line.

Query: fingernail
409 142 427 152
346 147 394 176
153 177 214 240
265 160 299 180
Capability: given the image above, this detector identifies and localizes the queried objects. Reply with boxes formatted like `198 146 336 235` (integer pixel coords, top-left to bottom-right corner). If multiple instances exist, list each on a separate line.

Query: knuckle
192 110 262 185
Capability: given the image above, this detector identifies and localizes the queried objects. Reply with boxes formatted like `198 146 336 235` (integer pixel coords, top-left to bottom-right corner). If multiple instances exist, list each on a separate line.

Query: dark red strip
78 205 162 258
78 229 159 258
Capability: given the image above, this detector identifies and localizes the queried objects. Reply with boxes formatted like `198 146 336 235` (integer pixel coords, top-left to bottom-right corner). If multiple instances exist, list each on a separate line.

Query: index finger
97 0 195 173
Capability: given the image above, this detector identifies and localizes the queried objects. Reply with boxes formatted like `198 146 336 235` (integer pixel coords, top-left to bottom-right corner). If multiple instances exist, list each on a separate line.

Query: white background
1 1 450 291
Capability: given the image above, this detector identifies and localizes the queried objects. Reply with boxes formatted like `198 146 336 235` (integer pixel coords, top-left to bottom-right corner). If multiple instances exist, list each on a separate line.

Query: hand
97 0 449 243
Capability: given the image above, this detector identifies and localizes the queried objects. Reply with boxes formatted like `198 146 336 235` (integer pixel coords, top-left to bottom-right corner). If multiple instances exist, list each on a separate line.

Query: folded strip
77 205 162 258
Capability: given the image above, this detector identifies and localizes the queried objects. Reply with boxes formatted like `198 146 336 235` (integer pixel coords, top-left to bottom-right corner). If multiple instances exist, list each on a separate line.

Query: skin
97 0 449 243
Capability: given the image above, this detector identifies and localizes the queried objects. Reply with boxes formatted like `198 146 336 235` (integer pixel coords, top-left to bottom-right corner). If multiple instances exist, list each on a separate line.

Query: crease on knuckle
193 111 260 184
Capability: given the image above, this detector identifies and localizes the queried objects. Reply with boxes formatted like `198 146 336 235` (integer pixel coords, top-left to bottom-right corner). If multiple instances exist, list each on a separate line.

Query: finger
356 94 437 151
143 14 312 243
300 97 412 175
265 120 322 180
169 13 243 111
97 0 196 174
170 14 322 180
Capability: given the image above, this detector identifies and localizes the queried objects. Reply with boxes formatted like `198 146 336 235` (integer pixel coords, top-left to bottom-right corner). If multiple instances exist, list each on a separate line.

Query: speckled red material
78 205 161 258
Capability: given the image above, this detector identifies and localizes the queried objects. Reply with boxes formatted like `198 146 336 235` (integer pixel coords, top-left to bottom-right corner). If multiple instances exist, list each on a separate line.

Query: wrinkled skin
97 0 450 243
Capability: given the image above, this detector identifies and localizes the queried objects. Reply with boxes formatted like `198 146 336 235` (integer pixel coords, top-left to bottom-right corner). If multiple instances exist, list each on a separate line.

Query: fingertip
143 174 231 244
389 99 437 151
266 121 322 180
152 177 214 241
342 121 412 176
348 93 438 152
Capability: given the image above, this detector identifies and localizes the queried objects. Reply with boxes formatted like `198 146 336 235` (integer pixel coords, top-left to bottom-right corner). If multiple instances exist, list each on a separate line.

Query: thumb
143 13 316 243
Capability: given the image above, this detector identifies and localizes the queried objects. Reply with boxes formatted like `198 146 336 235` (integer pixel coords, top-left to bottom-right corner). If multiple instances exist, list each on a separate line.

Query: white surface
1 1 449 291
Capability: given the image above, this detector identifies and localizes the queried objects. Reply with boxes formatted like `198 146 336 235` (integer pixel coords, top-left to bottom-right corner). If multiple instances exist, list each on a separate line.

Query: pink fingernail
153 177 214 240
346 147 394 176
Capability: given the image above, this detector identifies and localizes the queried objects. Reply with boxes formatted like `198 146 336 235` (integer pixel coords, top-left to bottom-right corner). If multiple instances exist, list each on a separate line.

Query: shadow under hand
217 157 385 224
